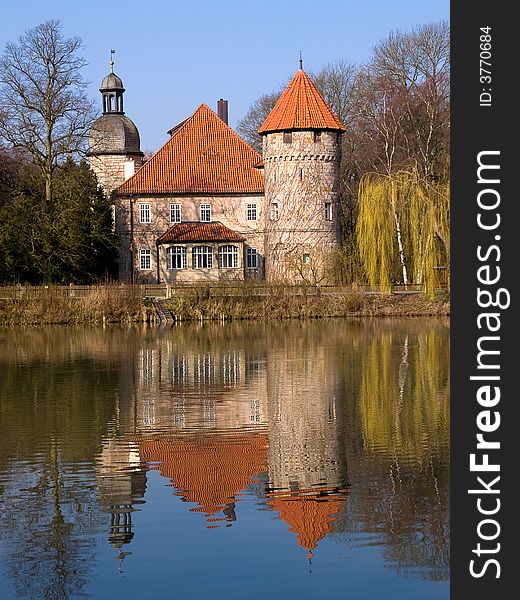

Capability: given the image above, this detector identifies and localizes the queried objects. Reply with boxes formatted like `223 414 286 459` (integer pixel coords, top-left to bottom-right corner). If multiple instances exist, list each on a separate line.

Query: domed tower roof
258 68 346 134
89 114 142 156
100 72 125 91
88 55 143 158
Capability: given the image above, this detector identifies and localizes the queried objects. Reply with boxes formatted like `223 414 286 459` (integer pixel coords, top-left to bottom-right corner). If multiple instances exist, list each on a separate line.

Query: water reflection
0 319 449 598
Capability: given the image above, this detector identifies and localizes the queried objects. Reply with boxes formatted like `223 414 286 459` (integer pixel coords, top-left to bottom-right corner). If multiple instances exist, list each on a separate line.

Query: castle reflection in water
0 319 449 590
95 324 350 560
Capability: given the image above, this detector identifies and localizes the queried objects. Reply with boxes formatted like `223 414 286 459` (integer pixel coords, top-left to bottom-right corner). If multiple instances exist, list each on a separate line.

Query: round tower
88 57 143 194
258 68 346 282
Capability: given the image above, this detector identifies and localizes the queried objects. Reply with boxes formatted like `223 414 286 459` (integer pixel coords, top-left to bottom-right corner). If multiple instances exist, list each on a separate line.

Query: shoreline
0 286 449 326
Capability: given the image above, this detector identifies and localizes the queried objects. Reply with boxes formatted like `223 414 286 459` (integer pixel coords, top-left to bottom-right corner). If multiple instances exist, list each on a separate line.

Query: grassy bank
0 284 450 326
164 285 450 321
0 285 151 325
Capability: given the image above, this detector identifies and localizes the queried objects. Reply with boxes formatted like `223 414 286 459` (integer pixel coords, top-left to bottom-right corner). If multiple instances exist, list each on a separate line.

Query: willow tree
356 169 449 295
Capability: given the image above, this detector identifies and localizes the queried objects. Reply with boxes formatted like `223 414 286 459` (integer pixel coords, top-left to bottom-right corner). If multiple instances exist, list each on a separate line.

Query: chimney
217 99 228 125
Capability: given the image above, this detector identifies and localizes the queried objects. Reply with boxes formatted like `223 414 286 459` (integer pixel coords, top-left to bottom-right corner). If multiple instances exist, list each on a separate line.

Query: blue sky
0 0 449 152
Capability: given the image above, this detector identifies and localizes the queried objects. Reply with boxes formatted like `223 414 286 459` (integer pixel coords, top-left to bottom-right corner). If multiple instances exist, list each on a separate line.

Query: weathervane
109 49 116 73
299 50 303 70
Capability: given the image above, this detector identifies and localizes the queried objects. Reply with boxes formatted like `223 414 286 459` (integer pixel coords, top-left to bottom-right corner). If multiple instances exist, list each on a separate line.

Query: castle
88 59 345 283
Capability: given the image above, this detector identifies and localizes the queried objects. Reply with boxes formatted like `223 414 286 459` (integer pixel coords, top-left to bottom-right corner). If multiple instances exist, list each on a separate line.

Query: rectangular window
246 203 257 221
169 203 181 223
218 245 238 269
314 131 322 142
167 246 187 269
139 248 151 270
139 203 151 224
192 245 213 269
200 204 212 222
303 253 311 265
246 248 258 269
283 131 292 143
271 202 279 221
325 202 333 221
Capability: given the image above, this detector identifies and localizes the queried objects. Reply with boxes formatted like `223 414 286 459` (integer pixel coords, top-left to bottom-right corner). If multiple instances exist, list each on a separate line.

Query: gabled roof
258 69 346 134
116 104 264 195
157 222 245 244
138 432 268 524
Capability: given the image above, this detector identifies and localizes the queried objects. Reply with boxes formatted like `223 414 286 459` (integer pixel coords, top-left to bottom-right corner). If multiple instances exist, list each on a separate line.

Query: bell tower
88 54 143 194
101 52 125 114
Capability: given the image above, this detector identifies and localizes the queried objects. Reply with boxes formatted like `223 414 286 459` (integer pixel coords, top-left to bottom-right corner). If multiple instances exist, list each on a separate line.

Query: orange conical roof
258 69 346 134
268 490 348 553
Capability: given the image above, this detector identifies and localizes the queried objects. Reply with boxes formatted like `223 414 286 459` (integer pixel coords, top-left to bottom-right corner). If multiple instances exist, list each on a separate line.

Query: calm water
0 319 449 599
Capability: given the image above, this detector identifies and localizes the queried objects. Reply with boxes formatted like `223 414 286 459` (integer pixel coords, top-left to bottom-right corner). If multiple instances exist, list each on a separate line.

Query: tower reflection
96 323 350 555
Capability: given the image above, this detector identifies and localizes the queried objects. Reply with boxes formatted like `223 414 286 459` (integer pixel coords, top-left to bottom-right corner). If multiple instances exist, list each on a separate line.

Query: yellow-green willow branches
356 170 449 296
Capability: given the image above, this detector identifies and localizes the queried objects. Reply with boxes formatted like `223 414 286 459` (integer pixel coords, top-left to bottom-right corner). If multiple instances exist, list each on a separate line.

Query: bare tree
370 21 450 87
236 91 281 152
310 60 357 127
0 20 96 205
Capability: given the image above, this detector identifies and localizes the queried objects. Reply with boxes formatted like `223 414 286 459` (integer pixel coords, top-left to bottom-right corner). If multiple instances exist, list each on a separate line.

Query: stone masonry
262 130 342 281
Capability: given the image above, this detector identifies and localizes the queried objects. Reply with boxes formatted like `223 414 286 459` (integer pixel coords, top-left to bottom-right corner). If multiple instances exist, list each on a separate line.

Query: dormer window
283 132 292 144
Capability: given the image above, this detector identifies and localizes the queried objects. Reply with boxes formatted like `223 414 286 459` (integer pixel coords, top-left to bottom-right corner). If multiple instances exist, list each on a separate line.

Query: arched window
219 245 238 268
167 247 187 270
192 246 213 269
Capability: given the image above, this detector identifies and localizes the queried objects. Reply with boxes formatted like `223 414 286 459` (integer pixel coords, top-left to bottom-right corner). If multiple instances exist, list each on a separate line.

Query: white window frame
246 248 258 269
325 202 333 221
169 203 182 223
192 245 213 269
139 248 151 270
246 203 257 222
139 203 151 224
271 202 279 221
167 246 187 270
218 245 238 269
200 204 212 222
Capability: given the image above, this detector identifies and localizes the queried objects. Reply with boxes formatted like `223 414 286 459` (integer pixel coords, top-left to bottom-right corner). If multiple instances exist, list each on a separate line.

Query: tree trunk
393 210 408 285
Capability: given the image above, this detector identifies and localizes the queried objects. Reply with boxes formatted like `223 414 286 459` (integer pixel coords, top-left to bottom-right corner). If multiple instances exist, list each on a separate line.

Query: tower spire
110 49 115 73
299 50 303 70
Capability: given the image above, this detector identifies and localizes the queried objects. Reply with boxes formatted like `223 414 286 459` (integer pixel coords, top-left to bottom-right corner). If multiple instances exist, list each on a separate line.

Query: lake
0 318 449 599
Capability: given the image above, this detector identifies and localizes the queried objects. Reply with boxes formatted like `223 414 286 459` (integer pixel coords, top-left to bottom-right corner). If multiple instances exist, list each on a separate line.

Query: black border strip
451 2 515 597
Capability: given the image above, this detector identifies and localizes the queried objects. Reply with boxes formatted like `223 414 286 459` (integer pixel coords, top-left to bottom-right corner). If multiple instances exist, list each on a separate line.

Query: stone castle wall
262 130 342 281
114 194 265 283
90 153 143 195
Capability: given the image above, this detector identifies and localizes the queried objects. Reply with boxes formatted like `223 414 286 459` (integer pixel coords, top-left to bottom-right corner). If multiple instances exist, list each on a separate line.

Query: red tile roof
157 221 245 244
138 432 268 524
116 104 264 195
258 69 346 134
268 489 348 553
